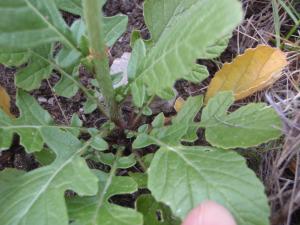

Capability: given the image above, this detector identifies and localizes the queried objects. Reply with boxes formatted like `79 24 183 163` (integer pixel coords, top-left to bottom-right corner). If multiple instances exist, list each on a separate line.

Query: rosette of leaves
0 0 283 225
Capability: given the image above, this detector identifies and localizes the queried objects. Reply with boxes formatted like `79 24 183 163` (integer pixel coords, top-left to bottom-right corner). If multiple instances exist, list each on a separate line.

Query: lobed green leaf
67 170 143 225
0 0 77 51
136 194 180 225
148 144 270 225
0 90 53 152
0 128 98 225
133 95 203 149
16 46 53 91
200 91 282 149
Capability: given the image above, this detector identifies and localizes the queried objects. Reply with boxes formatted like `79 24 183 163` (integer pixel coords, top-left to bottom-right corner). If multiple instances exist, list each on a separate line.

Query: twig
46 79 69 124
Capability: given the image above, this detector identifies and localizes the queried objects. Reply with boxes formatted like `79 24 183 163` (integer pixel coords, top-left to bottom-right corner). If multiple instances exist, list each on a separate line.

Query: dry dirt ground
0 0 299 224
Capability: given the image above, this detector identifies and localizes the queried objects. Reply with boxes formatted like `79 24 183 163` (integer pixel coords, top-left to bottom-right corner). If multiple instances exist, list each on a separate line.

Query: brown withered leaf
174 97 185 112
0 85 13 117
205 45 288 103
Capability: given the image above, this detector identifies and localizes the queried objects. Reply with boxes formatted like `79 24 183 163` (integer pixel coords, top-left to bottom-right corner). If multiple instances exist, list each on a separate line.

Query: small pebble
48 97 54 105
38 97 47 103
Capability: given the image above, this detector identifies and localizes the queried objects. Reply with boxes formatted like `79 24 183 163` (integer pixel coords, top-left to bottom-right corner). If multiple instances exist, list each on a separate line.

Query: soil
0 0 299 224
104 0 149 58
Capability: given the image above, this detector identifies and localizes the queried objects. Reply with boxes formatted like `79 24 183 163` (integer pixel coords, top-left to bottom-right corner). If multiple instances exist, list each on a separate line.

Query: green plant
0 0 283 225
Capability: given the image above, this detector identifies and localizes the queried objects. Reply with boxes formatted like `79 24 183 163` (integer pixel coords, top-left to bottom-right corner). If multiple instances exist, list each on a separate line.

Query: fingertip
182 201 237 225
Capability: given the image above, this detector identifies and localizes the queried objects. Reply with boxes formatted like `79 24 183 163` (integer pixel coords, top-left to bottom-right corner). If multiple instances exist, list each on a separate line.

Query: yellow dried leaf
0 86 13 117
205 45 288 103
174 97 185 112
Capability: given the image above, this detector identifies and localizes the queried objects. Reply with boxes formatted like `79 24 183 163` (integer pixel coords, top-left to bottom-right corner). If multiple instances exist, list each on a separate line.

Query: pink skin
182 201 237 225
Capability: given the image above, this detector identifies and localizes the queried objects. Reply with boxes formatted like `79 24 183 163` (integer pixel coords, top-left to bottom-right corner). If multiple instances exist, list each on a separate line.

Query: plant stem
131 96 155 129
133 151 147 172
82 0 121 125
92 149 122 224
